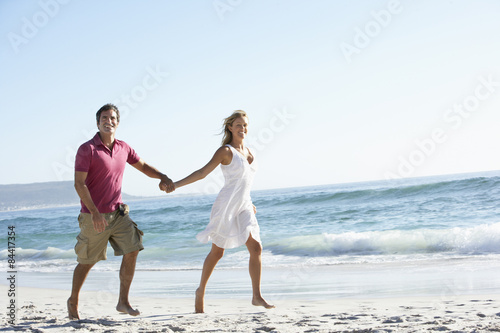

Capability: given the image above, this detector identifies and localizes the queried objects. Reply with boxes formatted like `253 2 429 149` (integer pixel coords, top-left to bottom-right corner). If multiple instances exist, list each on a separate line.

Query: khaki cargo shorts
74 205 144 264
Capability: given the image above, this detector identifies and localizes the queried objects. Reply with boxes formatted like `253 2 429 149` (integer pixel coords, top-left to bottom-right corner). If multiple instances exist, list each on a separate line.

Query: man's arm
131 159 175 193
74 171 108 232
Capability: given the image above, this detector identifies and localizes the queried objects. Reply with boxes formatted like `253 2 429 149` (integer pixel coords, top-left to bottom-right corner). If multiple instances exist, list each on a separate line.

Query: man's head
96 104 120 125
96 104 120 135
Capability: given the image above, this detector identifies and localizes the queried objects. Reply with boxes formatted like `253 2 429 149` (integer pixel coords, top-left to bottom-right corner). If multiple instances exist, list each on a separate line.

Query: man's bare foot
116 303 140 316
195 288 204 313
252 296 275 309
67 297 80 320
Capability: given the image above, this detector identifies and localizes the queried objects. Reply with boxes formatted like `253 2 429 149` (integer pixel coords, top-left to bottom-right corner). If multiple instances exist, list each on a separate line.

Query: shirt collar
92 132 119 151
92 132 104 147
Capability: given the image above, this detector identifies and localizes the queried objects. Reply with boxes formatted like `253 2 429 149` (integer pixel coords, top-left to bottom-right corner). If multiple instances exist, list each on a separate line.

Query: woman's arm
174 146 232 189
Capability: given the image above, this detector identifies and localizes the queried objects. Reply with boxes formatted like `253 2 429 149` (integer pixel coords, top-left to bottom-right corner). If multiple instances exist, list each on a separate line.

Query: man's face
97 110 119 135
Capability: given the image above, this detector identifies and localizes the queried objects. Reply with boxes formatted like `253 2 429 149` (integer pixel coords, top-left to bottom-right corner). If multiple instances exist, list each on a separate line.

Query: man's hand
159 175 175 193
91 212 108 233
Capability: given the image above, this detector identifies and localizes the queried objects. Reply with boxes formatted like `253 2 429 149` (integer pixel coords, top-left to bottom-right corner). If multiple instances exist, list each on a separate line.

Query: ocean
2 171 500 301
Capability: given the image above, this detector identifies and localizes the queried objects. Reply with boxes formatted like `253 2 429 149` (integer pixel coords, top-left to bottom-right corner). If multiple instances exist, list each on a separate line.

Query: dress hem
196 226 261 249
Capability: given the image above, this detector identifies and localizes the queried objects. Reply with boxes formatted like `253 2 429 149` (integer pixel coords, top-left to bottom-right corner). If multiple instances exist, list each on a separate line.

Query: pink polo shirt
75 133 140 214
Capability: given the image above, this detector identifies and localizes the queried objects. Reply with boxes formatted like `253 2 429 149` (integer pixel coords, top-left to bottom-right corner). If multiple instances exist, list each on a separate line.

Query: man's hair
96 103 120 124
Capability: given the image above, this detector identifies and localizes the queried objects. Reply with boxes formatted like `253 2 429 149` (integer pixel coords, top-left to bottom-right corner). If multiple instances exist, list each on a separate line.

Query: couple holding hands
67 104 274 320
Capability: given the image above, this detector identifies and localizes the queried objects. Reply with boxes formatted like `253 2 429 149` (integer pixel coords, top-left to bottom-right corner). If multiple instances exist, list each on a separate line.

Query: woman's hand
159 175 175 193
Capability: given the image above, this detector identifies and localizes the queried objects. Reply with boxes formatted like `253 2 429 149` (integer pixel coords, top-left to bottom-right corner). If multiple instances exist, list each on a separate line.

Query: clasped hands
159 175 175 193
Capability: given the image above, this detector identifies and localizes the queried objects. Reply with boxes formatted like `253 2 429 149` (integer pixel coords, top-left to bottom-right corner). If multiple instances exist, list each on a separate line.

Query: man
67 104 174 320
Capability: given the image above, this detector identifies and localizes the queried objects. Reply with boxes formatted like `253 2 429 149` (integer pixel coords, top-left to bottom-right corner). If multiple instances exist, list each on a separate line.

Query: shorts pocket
131 221 144 236
78 213 84 227
74 235 88 259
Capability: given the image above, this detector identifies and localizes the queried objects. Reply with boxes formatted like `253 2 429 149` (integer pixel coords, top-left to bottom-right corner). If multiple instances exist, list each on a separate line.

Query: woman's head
221 110 248 145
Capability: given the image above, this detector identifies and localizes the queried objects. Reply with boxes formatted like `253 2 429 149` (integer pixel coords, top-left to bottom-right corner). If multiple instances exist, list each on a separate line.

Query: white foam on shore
266 222 500 257
4 255 500 301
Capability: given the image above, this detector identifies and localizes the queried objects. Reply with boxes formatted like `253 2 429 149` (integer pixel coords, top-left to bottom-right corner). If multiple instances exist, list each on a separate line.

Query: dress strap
225 144 254 156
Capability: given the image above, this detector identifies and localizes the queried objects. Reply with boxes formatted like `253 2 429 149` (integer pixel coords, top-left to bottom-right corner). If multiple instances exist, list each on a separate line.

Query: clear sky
1 0 500 196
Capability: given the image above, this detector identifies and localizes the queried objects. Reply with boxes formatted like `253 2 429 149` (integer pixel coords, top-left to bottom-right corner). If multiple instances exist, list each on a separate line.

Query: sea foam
265 222 500 257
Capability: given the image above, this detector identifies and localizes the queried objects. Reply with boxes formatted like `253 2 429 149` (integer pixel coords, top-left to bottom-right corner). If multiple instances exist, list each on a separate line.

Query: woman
174 110 274 313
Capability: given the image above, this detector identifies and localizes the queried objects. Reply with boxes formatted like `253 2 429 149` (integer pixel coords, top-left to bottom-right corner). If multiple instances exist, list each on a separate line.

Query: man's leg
116 250 140 316
68 263 95 320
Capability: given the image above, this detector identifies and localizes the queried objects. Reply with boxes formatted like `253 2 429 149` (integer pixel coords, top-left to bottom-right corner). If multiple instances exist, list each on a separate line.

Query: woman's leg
246 234 275 309
196 243 224 313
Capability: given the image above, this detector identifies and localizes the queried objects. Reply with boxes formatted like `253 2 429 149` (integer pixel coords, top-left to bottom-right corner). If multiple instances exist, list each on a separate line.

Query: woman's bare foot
67 297 80 320
116 302 140 316
252 296 275 309
195 288 204 313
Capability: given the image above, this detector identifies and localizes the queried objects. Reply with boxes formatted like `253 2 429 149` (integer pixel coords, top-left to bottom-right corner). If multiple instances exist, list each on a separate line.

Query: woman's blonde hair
221 110 248 146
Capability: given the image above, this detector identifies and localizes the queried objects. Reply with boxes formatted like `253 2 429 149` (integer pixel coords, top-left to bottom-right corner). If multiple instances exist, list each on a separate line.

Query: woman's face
229 116 249 140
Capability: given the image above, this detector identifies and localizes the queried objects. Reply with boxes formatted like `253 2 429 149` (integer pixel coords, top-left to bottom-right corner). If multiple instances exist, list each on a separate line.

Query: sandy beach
1 285 499 332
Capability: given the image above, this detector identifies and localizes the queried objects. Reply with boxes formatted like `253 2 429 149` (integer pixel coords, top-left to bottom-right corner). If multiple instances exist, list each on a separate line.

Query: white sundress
196 144 261 249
